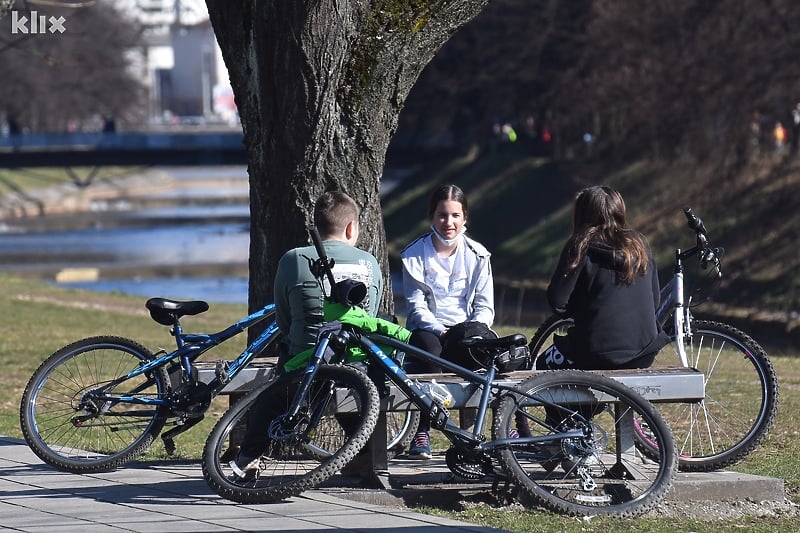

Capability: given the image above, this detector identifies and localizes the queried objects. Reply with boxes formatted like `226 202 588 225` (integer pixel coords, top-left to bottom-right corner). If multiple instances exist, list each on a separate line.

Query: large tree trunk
205 0 488 318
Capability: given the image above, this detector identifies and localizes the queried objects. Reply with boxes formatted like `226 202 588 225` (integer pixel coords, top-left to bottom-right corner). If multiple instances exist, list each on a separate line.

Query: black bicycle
202 227 678 518
528 208 779 472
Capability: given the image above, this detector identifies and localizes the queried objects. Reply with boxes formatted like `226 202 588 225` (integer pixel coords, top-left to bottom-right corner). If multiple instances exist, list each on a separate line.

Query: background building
128 0 235 127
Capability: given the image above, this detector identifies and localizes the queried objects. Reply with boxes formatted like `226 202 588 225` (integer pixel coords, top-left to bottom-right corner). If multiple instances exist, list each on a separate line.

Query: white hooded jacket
400 232 494 335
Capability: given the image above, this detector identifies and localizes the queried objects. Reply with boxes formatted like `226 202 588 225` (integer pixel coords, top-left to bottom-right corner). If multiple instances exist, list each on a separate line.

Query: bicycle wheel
528 315 573 367
639 320 779 471
203 364 379 504
20 336 170 473
493 370 677 518
304 407 418 460
387 409 420 457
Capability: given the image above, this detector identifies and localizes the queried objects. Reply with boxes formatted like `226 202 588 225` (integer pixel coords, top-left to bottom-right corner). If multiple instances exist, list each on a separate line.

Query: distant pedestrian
773 121 787 153
791 103 800 153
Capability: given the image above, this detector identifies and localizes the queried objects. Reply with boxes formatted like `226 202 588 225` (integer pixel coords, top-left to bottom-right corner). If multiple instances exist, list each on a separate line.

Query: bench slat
197 362 704 407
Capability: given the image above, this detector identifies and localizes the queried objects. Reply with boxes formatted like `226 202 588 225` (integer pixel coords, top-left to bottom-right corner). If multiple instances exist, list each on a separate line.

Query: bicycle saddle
145 297 210 325
461 333 527 351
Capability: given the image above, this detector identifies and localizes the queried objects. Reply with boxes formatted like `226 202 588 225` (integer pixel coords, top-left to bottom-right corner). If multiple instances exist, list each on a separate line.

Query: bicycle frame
287 325 586 454
90 303 280 407
657 249 691 367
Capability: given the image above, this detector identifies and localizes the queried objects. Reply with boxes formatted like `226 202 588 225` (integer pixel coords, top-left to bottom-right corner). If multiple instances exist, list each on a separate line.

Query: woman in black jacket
540 185 669 371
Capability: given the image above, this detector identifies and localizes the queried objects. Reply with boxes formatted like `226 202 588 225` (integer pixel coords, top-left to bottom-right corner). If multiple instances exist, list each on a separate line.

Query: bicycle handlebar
680 208 723 274
683 207 707 237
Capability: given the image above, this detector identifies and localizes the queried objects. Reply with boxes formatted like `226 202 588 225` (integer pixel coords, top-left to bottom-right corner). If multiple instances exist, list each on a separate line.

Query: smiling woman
398 183 495 459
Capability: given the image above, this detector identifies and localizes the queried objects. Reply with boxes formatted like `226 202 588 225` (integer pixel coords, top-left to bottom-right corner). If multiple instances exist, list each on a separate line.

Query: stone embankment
0 167 249 231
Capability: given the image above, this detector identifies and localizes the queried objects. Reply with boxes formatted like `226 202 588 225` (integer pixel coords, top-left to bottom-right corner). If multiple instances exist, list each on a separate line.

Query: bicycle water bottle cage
145 298 210 326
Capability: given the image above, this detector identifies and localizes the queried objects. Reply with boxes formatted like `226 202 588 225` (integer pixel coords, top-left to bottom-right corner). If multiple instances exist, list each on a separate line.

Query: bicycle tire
527 314 572 368
19 336 170 473
202 364 379 504
493 370 677 518
637 320 779 471
387 409 420 457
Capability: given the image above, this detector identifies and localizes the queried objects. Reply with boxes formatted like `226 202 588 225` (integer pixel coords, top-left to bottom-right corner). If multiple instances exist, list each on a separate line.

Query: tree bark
205 0 489 319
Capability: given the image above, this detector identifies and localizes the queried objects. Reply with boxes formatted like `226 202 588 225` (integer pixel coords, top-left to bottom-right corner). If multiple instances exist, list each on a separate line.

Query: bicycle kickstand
161 415 205 455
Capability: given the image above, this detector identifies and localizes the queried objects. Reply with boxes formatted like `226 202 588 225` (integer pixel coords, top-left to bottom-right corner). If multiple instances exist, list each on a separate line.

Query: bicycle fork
268 331 339 441
660 248 692 367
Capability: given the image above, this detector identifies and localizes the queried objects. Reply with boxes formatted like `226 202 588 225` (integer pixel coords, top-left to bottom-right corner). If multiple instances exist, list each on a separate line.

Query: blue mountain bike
19 298 280 473
201 227 678 518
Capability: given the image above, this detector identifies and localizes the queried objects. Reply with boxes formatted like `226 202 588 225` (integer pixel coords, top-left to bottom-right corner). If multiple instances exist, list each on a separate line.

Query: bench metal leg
358 409 391 489
346 364 393 489
609 402 639 480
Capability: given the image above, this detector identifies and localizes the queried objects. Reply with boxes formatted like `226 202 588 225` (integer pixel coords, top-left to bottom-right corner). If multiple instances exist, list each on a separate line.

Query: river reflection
60 276 249 304
0 223 248 266
0 221 249 303
0 166 257 303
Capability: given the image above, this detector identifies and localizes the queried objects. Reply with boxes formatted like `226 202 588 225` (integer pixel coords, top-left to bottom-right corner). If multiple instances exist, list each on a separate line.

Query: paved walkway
0 436 505 533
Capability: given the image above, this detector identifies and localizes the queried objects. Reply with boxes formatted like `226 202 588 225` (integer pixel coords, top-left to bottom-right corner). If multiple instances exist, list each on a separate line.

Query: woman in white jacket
400 184 495 458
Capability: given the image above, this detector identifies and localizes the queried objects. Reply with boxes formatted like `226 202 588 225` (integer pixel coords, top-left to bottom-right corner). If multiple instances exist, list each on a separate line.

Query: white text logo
11 10 66 34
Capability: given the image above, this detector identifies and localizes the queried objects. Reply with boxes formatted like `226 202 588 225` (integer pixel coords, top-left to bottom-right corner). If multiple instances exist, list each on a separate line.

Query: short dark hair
314 191 359 237
427 184 468 219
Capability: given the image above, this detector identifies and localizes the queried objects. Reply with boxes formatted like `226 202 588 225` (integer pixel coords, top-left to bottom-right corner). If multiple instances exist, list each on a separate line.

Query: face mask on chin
430 224 466 247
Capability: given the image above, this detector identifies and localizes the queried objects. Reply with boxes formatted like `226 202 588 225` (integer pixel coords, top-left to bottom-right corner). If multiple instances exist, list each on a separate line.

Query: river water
0 167 252 304
0 166 408 305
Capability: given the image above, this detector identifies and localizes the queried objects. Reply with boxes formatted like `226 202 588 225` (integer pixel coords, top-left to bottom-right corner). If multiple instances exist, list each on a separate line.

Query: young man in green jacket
230 191 407 478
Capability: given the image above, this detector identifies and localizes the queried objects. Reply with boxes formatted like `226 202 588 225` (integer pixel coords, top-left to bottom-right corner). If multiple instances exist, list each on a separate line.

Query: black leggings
403 329 445 433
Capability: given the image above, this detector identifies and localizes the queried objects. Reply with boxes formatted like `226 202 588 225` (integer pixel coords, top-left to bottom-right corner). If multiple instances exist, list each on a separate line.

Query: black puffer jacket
546 241 670 369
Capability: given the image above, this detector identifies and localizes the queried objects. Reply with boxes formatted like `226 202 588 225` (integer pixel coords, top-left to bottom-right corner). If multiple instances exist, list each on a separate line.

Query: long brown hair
564 185 650 284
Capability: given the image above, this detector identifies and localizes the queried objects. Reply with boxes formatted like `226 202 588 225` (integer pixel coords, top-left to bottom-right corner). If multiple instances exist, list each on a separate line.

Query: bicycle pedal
215 360 231 384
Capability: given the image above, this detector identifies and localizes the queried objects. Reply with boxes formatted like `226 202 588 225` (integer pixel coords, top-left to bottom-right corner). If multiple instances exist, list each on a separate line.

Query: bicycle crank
445 447 493 480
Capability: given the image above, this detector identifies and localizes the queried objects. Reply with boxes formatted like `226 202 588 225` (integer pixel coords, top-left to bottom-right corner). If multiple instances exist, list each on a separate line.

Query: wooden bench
197 362 705 488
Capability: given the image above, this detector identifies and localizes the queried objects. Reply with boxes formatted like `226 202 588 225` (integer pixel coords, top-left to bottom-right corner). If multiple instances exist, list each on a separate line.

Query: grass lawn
1 274 798 532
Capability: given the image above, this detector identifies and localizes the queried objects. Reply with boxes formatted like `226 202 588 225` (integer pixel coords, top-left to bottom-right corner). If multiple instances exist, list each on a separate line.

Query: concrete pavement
0 436 505 533
1 434 787 531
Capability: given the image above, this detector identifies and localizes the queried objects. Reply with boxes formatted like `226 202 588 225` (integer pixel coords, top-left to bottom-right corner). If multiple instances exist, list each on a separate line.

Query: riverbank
0 167 250 300
1 165 798 350
0 166 248 230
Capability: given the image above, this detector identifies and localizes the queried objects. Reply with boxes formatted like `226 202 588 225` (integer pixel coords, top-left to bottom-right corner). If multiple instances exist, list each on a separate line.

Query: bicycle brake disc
268 413 305 441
